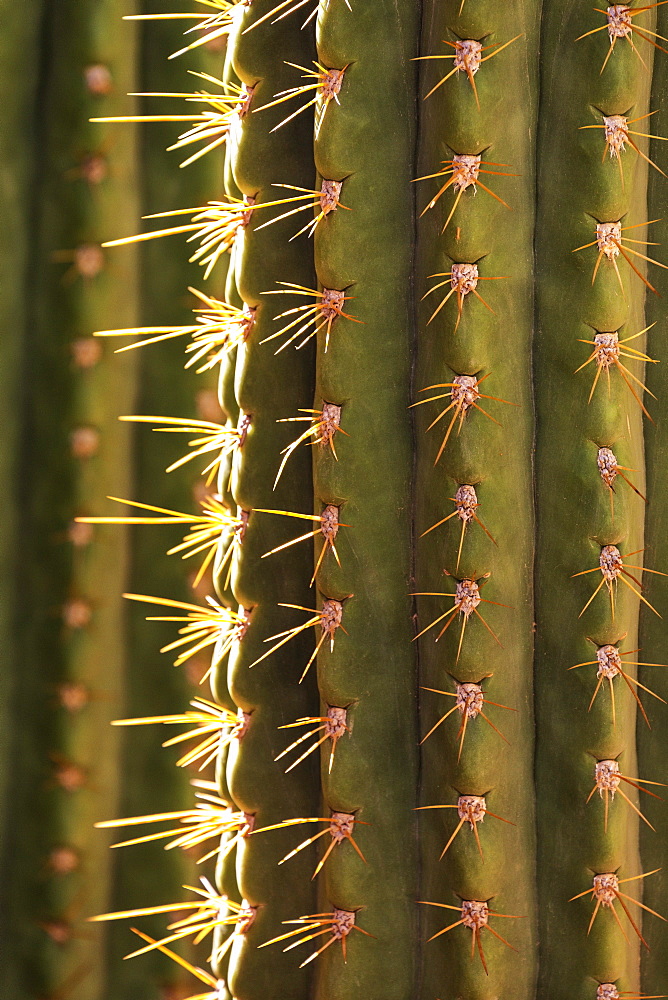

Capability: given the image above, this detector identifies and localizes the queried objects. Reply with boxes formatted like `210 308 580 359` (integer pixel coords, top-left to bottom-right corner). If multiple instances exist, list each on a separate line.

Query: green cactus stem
0 0 46 993
298 3 421 999
206 4 321 998
414 2 539 997
535 3 660 996
639 0 668 984
1 3 141 998
76 1 668 998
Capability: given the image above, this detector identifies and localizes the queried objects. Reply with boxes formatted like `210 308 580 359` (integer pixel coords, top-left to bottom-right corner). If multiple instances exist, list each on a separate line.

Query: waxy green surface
212 5 320 999
535 3 654 996
414 3 539 998
310 2 420 999
0 0 46 993
640 1 668 989
2 2 140 998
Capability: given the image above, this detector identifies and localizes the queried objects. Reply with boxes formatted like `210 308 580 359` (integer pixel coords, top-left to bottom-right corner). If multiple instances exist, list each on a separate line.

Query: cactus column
308 3 421 999
535 3 656 996
0 0 46 989
414 2 539 998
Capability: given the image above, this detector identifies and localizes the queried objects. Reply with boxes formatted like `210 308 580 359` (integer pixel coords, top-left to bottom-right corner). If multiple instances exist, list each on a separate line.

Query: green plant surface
304 3 421 999
208 4 321 999
0 0 46 990
535 3 655 996
99 6 228 998
639 0 668 984
2 2 141 998
75 2 668 999
414 2 540 998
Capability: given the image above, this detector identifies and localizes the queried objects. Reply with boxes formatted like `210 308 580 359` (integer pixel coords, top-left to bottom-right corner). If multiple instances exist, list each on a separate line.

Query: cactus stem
569 641 668 727
415 155 515 229
412 374 517 466
261 282 360 353
255 505 347 583
575 328 658 418
422 264 506 330
254 179 349 239
416 34 523 107
419 899 521 974
275 707 350 773
38 963 92 1000
416 796 513 860
123 593 249 668
587 758 665 831
420 683 514 760
250 597 349 678
259 908 372 967
569 869 665 947
573 545 665 620
254 61 347 136
274 404 346 487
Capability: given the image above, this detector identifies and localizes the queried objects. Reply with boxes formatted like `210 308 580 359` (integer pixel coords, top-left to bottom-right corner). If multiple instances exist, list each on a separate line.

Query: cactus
64 0 668 999
1 4 141 998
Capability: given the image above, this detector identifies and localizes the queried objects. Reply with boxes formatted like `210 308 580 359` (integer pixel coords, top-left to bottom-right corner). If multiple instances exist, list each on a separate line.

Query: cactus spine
78 1 668 999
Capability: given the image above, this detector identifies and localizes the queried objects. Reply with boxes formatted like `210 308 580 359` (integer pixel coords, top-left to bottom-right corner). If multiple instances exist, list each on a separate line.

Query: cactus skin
1 3 140 998
0 1 46 995
640 0 668 982
414 3 539 998
208 5 320 999
535 3 654 996
308 4 420 999
72 2 668 999
103 8 226 1000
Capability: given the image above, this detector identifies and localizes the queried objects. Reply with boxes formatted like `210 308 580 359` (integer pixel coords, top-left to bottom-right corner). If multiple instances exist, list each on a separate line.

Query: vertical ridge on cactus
0 0 47 995
535 0 657 994
639 0 668 983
